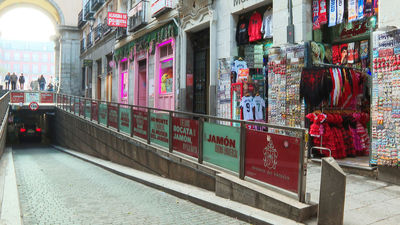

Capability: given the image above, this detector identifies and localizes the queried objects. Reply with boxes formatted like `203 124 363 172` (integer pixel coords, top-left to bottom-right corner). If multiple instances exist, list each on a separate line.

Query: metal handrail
56 93 307 203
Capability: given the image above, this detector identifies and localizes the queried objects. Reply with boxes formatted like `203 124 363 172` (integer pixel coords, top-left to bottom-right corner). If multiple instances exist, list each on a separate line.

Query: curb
53 145 303 225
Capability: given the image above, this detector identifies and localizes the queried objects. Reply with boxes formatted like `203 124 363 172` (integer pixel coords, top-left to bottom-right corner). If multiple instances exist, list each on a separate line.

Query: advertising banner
99 103 108 125
107 12 127 27
172 117 199 158
245 129 301 193
132 109 148 140
108 104 118 129
26 92 39 104
74 98 79 115
91 101 98 121
203 122 240 173
119 106 131 134
11 92 24 103
40 93 54 103
85 100 91 119
150 112 169 148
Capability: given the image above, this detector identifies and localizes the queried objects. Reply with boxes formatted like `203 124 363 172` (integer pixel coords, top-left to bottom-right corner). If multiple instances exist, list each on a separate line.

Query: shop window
158 42 173 94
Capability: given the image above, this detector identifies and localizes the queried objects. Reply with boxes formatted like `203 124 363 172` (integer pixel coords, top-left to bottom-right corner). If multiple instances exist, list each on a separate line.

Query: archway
0 0 81 95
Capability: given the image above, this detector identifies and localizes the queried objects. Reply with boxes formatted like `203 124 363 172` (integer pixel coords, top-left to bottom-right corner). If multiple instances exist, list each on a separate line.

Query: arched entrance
0 0 81 95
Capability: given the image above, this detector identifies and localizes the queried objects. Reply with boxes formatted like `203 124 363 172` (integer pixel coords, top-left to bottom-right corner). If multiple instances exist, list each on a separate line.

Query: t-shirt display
253 95 265 120
232 59 248 81
261 9 273 39
240 96 255 121
236 18 249 45
248 12 262 42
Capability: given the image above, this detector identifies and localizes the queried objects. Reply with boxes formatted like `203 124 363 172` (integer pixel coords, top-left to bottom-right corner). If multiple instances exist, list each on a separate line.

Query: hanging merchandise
348 42 355 64
328 0 336 27
373 0 379 15
236 17 249 45
253 94 266 121
268 45 305 132
240 95 255 121
261 8 273 39
348 0 358 22
371 29 400 166
364 0 372 15
313 0 320 30
232 58 248 81
248 11 263 42
357 0 364 20
337 0 344 24
319 0 328 25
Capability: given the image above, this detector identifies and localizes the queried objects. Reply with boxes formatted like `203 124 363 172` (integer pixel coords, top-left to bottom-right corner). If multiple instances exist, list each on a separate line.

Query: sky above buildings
0 7 55 41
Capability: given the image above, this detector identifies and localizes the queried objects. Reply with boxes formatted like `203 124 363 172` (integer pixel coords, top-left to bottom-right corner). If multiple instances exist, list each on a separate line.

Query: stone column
57 25 81 95
209 8 217 116
53 40 60 92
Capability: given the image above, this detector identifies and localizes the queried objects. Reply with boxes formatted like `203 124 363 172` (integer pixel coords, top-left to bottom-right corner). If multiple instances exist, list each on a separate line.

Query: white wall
379 0 400 28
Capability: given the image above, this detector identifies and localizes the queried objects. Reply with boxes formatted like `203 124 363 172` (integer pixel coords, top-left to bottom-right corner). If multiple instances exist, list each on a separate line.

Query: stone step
310 159 377 178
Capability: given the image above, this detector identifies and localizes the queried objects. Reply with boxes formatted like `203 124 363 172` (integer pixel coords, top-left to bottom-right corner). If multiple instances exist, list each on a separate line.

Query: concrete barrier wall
0 111 8 159
54 109 216 191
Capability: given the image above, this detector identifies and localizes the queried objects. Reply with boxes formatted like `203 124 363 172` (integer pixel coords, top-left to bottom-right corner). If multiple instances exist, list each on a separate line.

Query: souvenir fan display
371 29 400 166
267 45 305 134
301 67 370 159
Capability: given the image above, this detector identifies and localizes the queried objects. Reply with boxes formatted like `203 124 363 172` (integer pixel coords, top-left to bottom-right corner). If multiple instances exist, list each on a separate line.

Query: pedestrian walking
47 83 54 91
10 73 18 90
30 79 39 91
19 73 25 90
4 72 10 90
38 75 46 91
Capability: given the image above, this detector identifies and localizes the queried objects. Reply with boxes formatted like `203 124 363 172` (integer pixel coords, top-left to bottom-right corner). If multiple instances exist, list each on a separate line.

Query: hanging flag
365 0 373 16
357 0 364 20
328 0 337 27
319 0 328 24
313 0 320 30
336 0 344 24
348 0 358 22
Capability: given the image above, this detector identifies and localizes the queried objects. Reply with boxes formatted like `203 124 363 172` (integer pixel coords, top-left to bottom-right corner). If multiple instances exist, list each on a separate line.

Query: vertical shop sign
108 105 118 129
91 101 98 121
119 106 131 134
245 129 301 193
99 103 108 125
203 122 240 173
132 109 148 139
40 93 54 103
172 117 199 158
150 112 169 148
11 92 25 103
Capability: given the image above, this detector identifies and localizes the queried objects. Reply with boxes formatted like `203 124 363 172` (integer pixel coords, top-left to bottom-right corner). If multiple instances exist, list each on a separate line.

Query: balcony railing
116 27 127 40
128 0 148 32
84 1 94 20
78 10 87 28
103 18 112 35
80 39 85 53
86 32 93 48
91 0 105 11
94 24 103 42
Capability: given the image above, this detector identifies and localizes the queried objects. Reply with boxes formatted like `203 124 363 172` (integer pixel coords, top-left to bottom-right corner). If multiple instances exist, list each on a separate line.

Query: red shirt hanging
248 12 263 42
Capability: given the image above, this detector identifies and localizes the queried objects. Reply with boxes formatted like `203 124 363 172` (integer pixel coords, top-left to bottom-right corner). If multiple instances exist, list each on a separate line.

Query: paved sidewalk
306 162 400 225
0 148 22 225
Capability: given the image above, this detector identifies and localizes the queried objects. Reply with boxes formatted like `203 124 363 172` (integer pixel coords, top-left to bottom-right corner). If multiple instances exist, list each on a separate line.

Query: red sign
132 109 148 139
172 117 199 158
40 93 54 103
91 101 98 121
108 105 118 129
107 12 128 27
245 129 301 194
11 92 25 103
29 102 39 111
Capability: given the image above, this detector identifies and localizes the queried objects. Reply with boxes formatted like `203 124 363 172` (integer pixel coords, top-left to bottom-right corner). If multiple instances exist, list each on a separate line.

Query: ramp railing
56 93 308 203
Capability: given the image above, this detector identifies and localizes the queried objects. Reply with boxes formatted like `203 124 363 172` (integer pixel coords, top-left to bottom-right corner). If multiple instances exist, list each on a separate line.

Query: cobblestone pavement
13 146 248 225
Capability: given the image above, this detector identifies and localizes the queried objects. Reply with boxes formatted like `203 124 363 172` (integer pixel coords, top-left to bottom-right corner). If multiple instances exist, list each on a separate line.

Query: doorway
137 59 147 107
190 28 210 114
